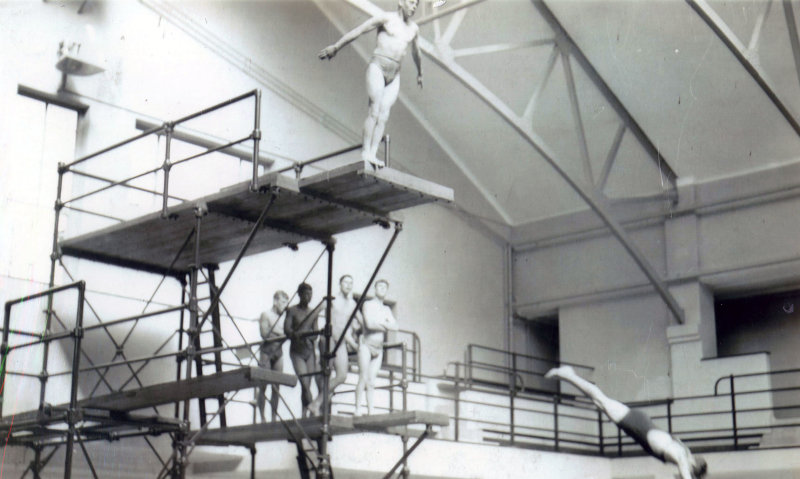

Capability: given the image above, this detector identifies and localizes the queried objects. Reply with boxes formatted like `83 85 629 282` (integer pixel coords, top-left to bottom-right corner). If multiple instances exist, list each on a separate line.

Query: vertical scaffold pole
175 280 187 419
32 445 42 479
383 135 390 168
161 123 173 218
400 343 409 478
251 90 262 192
317 240 335 479
39 164 66 411
1 302 12 420
64 281 86 479
249 446 256 479
180 203 206 478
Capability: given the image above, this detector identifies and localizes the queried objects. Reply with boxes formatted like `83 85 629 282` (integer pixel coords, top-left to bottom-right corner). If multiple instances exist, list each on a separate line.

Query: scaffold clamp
194 201 208 217
373 218 390 229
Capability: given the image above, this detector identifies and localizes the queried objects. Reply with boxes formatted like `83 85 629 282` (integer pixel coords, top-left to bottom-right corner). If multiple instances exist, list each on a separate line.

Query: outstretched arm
319 14 386 60
412 32 422 88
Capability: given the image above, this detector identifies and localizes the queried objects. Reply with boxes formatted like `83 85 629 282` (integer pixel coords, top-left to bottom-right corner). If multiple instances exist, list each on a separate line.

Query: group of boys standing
256 275 398 422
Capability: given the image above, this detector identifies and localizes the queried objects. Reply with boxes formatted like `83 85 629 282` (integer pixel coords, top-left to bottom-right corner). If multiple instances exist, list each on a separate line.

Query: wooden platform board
60 163 453 276
79 367 296 411
195 410 449 447
0 409 184 445
352 411 450 431
196 415 356 447
0 367 294 431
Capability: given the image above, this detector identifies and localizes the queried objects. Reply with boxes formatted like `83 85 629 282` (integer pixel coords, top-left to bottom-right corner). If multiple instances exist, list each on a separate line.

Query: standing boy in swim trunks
319 0 423 167
256 290 289 423
310 275 362 415
284 283 324 417
355 279 398 416
545 366 708 479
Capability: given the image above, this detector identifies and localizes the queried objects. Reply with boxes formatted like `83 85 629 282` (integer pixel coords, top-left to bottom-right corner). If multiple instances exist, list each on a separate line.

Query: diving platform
0 367 294 444
79 366 296 411
59 161 453 277
195 410 450 448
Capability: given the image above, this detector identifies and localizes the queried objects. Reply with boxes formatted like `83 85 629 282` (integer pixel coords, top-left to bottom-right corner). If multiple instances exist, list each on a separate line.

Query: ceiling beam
686 0 800 137
597 123 626 193
416 0 488 26
561 50 594 185
783 0 800 92
453 39 555 58
418 36 685 324
532 0 679 190
337 0 684 322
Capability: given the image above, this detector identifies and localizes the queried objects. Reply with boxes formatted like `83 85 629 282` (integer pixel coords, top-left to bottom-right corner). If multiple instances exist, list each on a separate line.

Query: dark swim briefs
617 409 665 461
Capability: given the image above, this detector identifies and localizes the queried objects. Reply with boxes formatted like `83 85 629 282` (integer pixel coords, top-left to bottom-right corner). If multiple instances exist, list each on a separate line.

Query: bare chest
379 17 417 43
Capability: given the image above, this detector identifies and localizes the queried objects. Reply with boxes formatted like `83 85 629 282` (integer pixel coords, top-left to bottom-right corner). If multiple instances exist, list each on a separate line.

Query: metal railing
465 344 593 394
339 345 800 457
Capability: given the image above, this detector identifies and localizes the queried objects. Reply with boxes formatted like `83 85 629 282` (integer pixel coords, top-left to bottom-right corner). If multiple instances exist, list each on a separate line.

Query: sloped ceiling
163 0 800 233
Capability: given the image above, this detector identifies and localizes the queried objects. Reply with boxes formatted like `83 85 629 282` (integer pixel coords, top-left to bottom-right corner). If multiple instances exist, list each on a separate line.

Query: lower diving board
195 410 450 447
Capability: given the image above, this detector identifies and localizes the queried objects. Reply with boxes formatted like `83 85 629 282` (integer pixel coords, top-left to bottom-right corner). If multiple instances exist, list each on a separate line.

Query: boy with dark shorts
284 283 323 417
546 366 707 479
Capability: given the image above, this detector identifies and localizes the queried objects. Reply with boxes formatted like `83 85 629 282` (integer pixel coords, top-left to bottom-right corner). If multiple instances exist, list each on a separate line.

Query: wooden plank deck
195 410 450 446
80 367 296 411
196 415 356 446
60 162 453 275
352 411 449 431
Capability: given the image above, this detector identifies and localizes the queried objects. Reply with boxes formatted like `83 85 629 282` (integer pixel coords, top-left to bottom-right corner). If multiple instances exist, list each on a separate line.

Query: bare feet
363 156 385 169
545 365 576 380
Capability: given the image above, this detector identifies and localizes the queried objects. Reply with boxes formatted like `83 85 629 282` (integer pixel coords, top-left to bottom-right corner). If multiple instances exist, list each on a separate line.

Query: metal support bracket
382 425 432 479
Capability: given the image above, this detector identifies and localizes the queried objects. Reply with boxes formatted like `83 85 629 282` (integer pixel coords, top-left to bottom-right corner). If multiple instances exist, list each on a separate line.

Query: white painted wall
513 166 800 406
0 0 506 416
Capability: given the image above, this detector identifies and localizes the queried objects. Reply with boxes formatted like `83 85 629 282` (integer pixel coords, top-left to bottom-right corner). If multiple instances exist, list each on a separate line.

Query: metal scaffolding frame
0 90 448 478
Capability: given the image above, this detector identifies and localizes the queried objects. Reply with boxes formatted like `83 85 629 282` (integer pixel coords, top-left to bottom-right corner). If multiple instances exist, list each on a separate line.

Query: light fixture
55 41 104 90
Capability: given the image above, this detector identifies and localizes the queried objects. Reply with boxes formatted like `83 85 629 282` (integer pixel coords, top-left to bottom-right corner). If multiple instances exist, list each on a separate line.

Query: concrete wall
513 161 800 404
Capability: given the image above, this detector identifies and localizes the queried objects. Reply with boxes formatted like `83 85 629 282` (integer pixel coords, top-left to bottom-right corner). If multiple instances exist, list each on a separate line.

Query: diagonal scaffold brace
382 425 433 479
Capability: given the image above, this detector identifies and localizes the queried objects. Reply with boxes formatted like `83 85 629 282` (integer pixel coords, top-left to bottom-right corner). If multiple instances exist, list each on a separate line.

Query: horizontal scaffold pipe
82 305 187 334
64 166 162 205
67 89 257 170
4 281 85 308
172 89 258 127
70 168 188 203
277 143 362 174
68 124 165 169
168 134 253 169
48 339 265 378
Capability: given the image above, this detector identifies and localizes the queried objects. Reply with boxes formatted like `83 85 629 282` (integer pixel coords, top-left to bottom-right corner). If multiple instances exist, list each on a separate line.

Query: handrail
714 367 800 395
467 343 595 371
